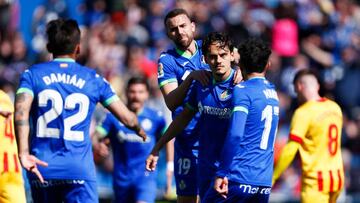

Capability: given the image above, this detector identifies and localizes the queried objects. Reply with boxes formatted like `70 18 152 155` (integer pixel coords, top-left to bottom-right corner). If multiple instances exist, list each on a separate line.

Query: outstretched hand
145 151 159 172
19 154 48 183
214 177 229 198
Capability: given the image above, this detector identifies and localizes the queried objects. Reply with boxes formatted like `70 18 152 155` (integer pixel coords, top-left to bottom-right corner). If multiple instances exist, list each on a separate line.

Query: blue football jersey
17 58 118 181
217 77 279 187
97 107 166 183
157 40 209 151
186 70 235 178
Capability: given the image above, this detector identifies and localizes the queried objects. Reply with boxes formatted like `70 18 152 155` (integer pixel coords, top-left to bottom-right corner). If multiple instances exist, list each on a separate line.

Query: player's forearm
163 77 194 111
165 139 174 162
217 112 246 177
14 93 32 156
152 109 194 153
107 100 141 131
272 141 299 184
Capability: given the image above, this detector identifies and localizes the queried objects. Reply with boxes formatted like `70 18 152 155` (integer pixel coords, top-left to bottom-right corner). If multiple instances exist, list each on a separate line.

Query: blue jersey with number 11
217 77 279 187
17 58 118 181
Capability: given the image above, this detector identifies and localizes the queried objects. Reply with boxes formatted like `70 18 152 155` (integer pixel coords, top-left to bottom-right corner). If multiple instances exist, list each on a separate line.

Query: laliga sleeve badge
158 63 164 78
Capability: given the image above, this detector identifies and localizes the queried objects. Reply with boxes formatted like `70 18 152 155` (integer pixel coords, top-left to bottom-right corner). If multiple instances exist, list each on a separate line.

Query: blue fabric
202 181 271 203
99 107 166 201
30 179 98 203
217 77 279 187
18 59 117 181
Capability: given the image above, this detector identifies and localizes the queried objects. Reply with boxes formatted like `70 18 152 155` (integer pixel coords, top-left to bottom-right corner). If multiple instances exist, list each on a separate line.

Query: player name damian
42 73 86 89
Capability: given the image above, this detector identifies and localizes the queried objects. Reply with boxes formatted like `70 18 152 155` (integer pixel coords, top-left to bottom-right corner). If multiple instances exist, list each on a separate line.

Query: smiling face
165 14 195 49
204 42 234 81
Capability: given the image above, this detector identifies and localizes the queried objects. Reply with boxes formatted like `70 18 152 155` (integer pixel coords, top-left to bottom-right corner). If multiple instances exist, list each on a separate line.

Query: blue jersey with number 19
217 77 279 187
17 58 119 181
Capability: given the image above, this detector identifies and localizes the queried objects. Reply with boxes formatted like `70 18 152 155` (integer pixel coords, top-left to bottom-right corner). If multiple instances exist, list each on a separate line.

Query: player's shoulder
159 49 177 62
143 107 164 119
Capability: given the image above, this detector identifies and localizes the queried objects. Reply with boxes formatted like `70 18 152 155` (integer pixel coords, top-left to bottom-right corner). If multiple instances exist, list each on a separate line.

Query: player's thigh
113 182 135 203
135 178 157 203
201 187 226 203
301 188 329 203
63 180 98 203
0 173 26 203
198 178 212 200
30 180 62 203
174 152 198 196
177 195 199 203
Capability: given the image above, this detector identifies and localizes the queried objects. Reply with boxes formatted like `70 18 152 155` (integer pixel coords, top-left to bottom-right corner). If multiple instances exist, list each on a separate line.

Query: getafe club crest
220 90 232 101
158 63 164 78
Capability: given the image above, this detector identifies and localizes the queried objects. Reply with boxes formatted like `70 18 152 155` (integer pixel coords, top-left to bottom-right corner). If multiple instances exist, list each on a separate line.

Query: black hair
237 38 271 73
202 32 234 56
293 69 320 85
164 8 191 27
46 19 81 56
127 76 150 91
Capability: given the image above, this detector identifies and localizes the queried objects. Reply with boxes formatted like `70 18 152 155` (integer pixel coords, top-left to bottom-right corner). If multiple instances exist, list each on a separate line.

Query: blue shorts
30 179 98 203
201 181 271 203
113 172 156 203
174 148 198 196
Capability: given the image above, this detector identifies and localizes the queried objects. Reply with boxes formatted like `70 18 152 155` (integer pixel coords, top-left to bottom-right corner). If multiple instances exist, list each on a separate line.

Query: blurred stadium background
1 0 360 202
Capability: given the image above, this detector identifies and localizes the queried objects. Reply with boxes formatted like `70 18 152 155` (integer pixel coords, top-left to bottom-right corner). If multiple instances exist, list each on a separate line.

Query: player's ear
191 22 195 33
202 54 208 64
75 44 80 55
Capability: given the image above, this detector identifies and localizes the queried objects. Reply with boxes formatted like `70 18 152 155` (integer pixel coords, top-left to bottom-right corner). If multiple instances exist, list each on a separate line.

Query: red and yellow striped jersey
290 98 344 193
0 90 21 174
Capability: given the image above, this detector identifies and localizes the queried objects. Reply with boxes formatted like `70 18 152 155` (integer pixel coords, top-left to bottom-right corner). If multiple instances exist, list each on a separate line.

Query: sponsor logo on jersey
117 131 151 143
198 102 232 118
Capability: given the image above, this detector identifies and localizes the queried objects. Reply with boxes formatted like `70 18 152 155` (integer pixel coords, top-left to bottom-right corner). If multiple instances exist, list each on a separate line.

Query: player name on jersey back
42 73 86 89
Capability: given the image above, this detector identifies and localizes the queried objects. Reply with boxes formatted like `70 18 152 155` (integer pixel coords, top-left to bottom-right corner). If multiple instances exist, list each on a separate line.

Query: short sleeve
289 108 310 144
96 113 114 138
96 74 119 107
158 54 178 88
232 84 250 115
16 70 34 96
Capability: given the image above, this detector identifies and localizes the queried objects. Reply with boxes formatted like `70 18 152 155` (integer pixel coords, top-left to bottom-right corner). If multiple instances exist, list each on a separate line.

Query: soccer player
93 77 167 203
158 9 242 203
147 32 236 200
272 69 344 203
14 19 146 203
202 38 279 203
0 89 26 203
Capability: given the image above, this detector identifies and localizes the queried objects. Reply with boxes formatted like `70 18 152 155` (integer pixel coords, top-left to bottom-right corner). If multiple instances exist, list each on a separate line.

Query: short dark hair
46 19 81 56
202 32 234 56
127 76 150 91
237 38 271 73
293 69 320 85
164 8 191 27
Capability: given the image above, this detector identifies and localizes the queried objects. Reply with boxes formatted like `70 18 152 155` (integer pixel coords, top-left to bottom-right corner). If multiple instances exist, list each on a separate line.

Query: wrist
166 161 174 172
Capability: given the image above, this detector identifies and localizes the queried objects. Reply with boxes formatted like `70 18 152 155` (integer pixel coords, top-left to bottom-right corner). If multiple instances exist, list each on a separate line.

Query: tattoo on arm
15 120 29 126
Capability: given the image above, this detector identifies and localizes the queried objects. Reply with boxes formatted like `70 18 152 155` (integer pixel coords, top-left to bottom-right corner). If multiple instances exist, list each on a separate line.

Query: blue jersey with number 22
17 58 118 181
